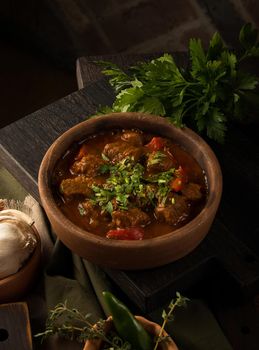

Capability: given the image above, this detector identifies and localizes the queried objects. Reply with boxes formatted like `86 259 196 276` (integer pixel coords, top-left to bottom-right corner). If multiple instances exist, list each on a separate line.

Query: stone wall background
1 0 258 69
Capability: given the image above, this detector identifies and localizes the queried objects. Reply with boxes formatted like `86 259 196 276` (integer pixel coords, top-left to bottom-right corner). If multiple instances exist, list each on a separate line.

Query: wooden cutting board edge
0 302 33 350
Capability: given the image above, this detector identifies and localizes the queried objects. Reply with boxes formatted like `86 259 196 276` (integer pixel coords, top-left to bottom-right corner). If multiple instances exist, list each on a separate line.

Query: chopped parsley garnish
91 157 145 211
101 153 110 162
147 151 167 166
148 169 175 205
105 201 113 214
91 157 175 212
78 203 86 216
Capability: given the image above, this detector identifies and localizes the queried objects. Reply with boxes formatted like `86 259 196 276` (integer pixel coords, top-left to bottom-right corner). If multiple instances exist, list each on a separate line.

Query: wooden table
0 53 259 349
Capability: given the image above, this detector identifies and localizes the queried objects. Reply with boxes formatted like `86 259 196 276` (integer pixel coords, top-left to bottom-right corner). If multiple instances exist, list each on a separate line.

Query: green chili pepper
102 291 153 350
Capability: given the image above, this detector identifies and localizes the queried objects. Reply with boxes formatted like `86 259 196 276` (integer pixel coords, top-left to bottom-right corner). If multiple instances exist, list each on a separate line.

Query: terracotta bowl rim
38 112 222 248
0 226 41 286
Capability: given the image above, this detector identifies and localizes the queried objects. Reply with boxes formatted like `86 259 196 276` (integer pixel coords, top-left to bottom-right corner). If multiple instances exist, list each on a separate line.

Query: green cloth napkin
0 166 233 350
0 166 27 201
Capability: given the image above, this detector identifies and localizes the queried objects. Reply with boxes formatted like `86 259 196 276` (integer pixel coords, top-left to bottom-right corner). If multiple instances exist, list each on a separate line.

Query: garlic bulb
0 209 37 279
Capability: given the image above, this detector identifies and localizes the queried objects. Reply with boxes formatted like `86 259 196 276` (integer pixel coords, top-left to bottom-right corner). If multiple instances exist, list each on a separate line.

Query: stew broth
52 129 207 239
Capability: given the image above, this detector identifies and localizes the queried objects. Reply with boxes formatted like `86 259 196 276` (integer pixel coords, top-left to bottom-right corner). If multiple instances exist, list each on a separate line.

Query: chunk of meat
70 154 105 176
121 130 143 146
111 208 150 228
81 201 110 228
181 183 202 201
146 151 177 173
103 141 143 163
60 177 93 197
155 195 189 225
75 143 90 160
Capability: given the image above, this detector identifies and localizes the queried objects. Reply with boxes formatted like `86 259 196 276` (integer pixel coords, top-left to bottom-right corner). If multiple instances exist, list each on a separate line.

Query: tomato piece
146 137 165 151
76 144 89 160
106 227 145 240
171 178 183 192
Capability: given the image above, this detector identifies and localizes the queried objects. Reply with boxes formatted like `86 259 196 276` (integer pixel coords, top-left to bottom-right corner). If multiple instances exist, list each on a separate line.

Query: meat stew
52 129 207 240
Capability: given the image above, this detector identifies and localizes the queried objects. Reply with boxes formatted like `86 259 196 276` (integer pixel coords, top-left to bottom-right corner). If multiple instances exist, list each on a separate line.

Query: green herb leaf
206 108 227 143
249 45 259 57
189 38 206 77
162 310 167 320
96 60 131 93
236 72 258 90
138 97 166 115
147 151 167 166
220 51 237 78
113 87 144 112
105 201 113 214
101 153 110 161
78 204 86 216
207 32 224 60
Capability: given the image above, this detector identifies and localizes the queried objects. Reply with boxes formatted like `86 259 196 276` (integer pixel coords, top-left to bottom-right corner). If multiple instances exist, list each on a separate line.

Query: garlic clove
0 213 38 279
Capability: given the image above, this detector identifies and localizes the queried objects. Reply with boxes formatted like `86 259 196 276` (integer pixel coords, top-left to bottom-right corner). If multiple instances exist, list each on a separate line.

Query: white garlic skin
0 214 37 279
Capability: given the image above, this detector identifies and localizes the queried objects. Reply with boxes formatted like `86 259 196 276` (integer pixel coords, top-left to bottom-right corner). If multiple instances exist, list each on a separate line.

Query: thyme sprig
34 301 131 350
154 292 190 350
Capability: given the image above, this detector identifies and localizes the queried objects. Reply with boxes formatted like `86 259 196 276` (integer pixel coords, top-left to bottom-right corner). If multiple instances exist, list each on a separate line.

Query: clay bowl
0 226 41 303
38 112 222 270
83 315 179 350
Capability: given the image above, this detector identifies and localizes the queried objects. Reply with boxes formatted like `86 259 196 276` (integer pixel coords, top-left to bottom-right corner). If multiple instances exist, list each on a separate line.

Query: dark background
0 0 258 128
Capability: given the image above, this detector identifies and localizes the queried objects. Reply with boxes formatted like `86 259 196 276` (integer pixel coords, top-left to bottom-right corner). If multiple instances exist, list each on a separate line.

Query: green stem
49 306 118 348
153 304 177 350
181 100 199 118
239 51 250 62
69 308 128 349
64 309 94 328
62 324 117 348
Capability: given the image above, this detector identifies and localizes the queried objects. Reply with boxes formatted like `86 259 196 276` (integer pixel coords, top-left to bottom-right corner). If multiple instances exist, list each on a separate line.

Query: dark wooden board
0 302 32 350
105 219 259 311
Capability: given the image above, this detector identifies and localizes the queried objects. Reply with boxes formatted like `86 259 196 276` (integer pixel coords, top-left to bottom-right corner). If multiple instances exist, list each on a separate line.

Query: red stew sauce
52 129 207 240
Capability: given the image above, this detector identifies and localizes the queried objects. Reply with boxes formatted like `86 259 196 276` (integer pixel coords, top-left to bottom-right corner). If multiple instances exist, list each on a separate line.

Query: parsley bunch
98 23 259 143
